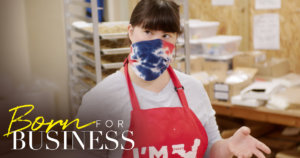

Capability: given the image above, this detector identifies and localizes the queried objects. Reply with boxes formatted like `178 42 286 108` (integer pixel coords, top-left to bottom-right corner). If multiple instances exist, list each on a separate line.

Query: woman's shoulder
77 70 129 120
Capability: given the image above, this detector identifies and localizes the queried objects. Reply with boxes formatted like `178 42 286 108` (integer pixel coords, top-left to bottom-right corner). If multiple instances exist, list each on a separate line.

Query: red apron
122 59 208 158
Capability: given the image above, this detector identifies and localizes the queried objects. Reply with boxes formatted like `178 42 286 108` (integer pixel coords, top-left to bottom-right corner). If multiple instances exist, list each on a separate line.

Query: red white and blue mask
128 39 175 81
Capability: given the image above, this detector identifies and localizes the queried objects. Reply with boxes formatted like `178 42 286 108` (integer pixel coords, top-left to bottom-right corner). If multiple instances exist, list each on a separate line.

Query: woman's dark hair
130 0 181 34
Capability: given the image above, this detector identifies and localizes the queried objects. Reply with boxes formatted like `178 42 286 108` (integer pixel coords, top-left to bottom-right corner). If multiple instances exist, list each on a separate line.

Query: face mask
128 39 175 81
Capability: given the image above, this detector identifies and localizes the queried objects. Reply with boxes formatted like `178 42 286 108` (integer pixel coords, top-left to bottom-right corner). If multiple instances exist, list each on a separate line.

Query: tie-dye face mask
128 39 175 81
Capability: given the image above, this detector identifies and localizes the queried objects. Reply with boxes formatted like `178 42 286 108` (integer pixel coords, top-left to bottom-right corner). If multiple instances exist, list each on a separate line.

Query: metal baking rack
74 37 130 55
76 52 124 69
64 0 130 114
78 76 95 89
176 0 191 74
77 63 97 81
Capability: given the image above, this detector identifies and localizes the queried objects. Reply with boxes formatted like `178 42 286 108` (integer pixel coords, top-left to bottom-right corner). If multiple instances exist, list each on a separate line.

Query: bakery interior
0 0 300 157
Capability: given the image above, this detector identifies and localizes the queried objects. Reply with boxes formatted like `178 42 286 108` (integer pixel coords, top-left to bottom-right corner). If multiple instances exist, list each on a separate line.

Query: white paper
253 13 280 50
255 0 281 10
212 0 234 6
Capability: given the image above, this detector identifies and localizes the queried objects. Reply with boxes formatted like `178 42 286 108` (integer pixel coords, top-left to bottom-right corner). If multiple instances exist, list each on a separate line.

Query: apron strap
123 58 189 111
167 66 189 109
124 58 141 111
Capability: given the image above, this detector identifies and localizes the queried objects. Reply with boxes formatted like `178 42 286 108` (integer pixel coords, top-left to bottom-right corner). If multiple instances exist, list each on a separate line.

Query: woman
77 0 271 157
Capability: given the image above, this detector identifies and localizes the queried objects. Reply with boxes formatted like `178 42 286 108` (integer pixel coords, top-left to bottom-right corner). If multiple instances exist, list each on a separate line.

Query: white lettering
121 130 134 150
71 131 85 149
12 131 26 150
133 148 140 158
105 130 119 150
105 120 113 128
95 120 101 128
28 131 43 150
149 146 168 158
46 131 59 150
118 120 124 128
89 131 103 150
172 139 201 158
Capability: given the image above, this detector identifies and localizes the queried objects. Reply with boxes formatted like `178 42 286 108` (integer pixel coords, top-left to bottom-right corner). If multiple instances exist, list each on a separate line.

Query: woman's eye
163 34 170 38
145 30 151 34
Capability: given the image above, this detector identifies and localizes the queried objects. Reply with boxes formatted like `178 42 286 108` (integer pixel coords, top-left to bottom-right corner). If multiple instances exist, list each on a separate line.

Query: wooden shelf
212 101 300 127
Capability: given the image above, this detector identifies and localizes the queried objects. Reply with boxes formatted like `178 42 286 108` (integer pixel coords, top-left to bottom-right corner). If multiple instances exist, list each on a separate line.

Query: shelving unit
63 0 191 116
64 0 107 115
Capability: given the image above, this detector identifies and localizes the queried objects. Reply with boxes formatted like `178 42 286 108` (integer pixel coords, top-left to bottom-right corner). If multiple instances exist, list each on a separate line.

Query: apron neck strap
124 58 141 111
124 58 189 111
167 65 189 109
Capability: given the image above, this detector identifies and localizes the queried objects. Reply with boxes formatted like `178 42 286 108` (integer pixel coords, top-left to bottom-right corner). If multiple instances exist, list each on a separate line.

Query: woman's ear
128 24 134 42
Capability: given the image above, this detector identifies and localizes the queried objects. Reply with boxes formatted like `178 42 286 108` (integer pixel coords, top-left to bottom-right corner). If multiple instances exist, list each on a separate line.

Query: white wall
104 0 130 21
0 0 70 120
24 0 69 119
0 0 32 141
0 0 31 86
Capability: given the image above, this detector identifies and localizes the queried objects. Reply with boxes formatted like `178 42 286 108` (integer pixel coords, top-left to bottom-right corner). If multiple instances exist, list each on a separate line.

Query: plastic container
188 19 220 40
177 20 219 54
198 35 242 55
177 38 204 55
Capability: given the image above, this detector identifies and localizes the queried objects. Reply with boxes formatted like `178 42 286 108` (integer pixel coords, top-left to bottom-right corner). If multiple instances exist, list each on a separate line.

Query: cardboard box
201 81 215 101
202 60 228 101
211 67 257 102
191 72 217 100
233 51 266 68
255 58 290 77
213 78 253 102
203 60 229 81
190 55 204 74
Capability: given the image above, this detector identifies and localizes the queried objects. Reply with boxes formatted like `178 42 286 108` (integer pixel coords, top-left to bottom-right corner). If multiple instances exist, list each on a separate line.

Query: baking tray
77 76 96 89
72 21 129 39
101 47 130 55
74 37 130 55
77 64 97 82
76 52 124 70
100 33 128 40
76 51 95 66
74 38 94 50
102 62 123 69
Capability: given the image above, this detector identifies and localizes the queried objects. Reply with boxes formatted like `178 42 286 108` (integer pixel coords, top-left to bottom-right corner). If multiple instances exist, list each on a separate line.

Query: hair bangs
141 8 180 33
130 0 181 34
